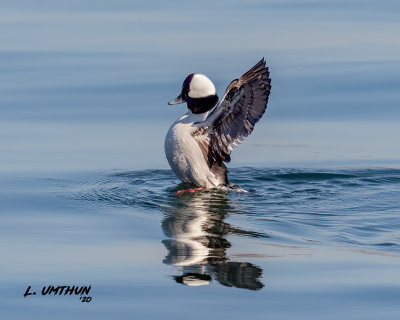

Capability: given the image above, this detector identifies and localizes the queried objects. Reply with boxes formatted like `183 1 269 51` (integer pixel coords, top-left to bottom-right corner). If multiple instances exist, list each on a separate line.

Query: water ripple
59 167 400 254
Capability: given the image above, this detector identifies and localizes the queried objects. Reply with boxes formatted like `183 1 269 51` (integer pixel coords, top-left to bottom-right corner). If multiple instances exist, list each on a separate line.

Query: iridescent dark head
168 73 219 114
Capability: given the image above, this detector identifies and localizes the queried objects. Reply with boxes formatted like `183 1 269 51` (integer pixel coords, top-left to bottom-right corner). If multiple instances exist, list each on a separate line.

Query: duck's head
168 73 219 114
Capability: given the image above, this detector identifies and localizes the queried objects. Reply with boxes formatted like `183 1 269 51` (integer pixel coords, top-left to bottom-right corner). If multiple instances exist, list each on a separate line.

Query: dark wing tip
224 58 270 95
240 58 270 84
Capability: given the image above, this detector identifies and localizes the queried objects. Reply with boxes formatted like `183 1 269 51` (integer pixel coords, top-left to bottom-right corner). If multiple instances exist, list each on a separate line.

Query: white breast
164 112 219 187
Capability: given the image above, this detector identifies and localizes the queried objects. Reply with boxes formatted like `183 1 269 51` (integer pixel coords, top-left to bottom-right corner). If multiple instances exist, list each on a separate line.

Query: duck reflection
162 189 264 290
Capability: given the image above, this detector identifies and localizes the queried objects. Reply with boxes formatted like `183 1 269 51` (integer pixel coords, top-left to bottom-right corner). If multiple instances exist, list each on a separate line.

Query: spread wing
192 58 271 166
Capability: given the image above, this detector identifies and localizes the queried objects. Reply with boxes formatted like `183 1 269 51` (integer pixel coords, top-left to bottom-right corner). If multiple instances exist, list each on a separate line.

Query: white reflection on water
162 190 264 290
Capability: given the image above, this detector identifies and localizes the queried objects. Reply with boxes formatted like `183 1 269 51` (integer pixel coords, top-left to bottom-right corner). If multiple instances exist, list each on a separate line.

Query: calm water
2 168 400 319
1 1 400 319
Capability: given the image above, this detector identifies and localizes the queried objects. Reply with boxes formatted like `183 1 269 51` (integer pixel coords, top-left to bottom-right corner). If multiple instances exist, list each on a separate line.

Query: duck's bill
168 94 184 105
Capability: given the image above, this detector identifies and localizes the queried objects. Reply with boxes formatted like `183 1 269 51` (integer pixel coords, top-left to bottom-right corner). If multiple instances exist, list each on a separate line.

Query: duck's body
165 111 227 188
165 59 271 188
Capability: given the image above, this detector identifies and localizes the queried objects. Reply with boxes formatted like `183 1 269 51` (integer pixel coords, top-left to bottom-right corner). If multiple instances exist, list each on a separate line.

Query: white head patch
188 74 216 98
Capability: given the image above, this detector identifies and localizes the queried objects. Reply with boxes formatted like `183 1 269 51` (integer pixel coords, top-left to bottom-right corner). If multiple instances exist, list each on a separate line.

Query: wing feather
192 58 271 166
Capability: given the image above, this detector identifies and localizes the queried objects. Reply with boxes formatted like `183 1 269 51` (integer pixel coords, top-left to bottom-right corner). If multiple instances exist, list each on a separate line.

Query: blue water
1 0 400 319
72 168 400 252
2 168 400 319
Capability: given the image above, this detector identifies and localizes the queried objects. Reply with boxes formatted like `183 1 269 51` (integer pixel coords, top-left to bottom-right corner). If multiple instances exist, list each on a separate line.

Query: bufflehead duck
165 58 271 189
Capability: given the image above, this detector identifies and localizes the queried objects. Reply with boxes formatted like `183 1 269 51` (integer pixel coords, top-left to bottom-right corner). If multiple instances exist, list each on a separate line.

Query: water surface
2 168 400 319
